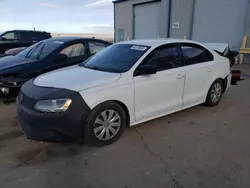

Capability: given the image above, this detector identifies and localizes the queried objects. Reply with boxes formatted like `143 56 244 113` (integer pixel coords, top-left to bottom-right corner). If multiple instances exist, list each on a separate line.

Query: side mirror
55 53 68 63
136 64 157 76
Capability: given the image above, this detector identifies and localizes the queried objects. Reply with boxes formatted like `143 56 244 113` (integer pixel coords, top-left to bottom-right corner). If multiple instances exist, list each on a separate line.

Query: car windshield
16 40 63 60
81 44 150 73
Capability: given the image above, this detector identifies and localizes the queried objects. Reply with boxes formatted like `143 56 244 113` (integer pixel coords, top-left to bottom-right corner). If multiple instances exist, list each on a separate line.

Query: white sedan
17 39 231 146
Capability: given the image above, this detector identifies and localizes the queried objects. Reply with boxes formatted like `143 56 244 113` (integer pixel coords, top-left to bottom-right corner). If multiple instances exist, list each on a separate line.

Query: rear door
180 43 215 108
19 31 34 46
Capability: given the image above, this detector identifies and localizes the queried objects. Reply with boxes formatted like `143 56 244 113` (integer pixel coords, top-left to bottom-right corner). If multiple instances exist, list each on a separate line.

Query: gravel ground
0 64 249 188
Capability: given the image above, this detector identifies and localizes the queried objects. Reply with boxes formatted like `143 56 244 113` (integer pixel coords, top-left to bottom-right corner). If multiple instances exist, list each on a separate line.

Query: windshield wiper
90 66 104 71
84 65 106 72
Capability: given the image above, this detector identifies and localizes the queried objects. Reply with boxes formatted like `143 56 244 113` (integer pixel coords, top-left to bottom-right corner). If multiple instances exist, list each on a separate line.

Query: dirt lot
0 65 250 188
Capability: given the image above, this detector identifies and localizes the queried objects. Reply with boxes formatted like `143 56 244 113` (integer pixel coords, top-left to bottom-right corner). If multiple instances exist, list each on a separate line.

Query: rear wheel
205 80 223 107
84 101 126 146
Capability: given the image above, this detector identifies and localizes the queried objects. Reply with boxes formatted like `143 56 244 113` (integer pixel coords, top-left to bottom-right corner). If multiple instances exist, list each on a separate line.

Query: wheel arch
93 100 131 127
206 77 227 98
217 77 228 93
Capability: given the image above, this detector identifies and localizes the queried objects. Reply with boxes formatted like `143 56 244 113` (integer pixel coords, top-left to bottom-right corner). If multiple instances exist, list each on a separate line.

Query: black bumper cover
17 80 91 142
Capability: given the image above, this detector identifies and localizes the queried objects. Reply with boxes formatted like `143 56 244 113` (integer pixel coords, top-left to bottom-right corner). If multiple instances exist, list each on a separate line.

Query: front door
0 31 19 54
134 44 185 121
180 43 215 108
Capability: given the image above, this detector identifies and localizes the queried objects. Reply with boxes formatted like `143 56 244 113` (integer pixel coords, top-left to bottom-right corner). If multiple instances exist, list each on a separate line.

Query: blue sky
0 0 114 33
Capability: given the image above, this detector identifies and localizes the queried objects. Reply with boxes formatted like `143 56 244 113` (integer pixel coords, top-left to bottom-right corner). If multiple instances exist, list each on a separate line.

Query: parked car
0 30 51 56
17 39 231 146
0 37 111 98
4 47 27 56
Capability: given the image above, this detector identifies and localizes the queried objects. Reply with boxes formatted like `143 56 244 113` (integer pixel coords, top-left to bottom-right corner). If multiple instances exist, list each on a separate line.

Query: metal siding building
114 0 250 51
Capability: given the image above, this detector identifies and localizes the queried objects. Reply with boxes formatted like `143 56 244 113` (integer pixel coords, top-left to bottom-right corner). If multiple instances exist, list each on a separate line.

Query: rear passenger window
88 42 106 54
181 44 213 65
145 46 182 71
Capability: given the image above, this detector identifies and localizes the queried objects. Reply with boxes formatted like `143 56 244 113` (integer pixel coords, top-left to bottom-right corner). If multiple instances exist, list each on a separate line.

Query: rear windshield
81 44 150 73
17 40 63 60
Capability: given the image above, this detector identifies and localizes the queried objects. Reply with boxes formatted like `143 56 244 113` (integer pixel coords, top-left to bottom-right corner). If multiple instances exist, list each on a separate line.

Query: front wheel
84 101 126 146
205 80 223 107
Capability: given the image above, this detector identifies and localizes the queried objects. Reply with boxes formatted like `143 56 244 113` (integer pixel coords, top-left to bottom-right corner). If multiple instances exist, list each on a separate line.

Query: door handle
177 74 185 79
207 68 212 72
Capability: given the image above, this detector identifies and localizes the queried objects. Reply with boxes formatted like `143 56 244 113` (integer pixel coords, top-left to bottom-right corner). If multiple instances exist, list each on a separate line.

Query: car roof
7 30 50 34
119 38 203 47
44 37 110 43
46 37 109 43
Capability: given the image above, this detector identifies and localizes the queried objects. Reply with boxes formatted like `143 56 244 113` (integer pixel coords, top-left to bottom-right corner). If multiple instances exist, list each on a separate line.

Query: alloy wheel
210 83 222 103
93 109 121 140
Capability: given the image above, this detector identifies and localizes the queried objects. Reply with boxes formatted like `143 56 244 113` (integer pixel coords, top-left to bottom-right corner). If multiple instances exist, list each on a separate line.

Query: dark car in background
0 30 51 56
0 37 111 98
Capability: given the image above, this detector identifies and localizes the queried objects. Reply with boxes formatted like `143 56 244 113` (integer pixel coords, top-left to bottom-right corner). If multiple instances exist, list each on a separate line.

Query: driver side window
144 45 181 71
2 32 16 40
60 43 86 58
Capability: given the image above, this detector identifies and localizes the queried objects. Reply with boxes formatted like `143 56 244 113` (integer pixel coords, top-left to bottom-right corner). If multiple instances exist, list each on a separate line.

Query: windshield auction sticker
130 46 148 51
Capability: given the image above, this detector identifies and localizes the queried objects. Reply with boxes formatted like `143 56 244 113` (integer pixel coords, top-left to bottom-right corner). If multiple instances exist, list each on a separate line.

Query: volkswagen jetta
17 39 231 146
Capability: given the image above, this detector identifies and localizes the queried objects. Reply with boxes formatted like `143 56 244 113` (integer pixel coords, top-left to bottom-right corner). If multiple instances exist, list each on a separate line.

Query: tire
205 79 223 107
84 101 126 146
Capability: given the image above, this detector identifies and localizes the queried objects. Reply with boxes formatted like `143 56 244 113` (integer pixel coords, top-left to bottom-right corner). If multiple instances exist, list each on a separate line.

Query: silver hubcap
93 110 121 140
211 83 222 103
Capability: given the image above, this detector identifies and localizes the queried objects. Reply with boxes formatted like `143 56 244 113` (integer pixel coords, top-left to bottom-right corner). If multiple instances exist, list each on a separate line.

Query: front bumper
17 80 91 142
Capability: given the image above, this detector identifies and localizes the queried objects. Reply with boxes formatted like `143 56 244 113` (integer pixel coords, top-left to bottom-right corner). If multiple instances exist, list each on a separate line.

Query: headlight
34 99 72 113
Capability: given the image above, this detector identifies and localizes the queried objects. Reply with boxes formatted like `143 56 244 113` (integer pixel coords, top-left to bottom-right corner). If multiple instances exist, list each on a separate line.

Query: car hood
0 55 34 70
34 65 121 91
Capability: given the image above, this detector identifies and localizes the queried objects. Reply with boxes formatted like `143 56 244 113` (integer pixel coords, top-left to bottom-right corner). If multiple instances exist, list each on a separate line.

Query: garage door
134 2 161 39
192 0 248 50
